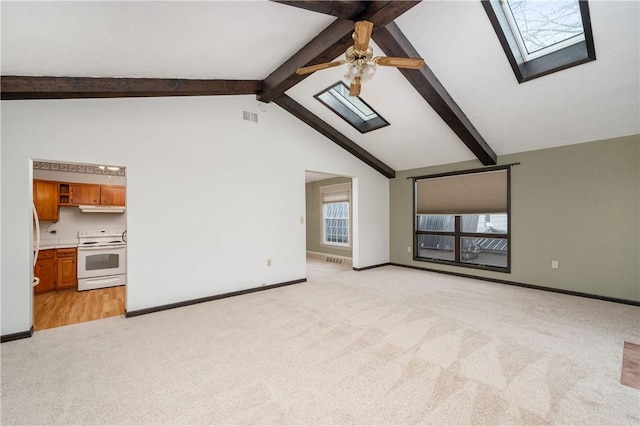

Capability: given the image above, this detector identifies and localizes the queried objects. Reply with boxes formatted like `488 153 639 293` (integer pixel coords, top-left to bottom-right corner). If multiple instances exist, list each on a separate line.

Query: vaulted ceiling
2 1 638 176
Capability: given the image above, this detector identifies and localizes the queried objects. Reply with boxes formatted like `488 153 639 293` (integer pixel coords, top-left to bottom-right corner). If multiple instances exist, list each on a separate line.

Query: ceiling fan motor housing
345 46 374 66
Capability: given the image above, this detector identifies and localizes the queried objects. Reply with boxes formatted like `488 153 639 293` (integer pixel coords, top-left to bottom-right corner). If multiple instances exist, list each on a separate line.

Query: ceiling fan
296 20 425 96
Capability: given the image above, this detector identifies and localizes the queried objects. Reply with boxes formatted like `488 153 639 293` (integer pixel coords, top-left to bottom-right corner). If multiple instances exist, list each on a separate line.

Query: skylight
315 82 389 134
482 0 596 82
502 0 585 61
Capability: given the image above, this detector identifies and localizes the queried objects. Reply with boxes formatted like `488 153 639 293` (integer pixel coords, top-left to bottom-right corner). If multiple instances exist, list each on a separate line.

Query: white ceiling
2 0 639 172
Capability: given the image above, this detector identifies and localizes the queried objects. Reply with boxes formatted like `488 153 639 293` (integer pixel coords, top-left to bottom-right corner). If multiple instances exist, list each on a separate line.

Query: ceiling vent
243 111 258 123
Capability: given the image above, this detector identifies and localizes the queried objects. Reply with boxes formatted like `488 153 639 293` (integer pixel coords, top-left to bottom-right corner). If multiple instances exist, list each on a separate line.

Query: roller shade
320 183 350 203
416 169 507 214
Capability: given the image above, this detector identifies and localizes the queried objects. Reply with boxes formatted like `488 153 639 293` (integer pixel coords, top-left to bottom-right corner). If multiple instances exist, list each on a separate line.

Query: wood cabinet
34 179 125 216
66 183 125 206
100 186 126 206
70 184 101 205
58 183 72 205
33 181 59 221
34 248 77 294
34 250 56 294
56 248 77 290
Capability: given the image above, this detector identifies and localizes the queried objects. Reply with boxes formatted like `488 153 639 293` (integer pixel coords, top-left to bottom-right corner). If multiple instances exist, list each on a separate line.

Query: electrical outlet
407 246 411 253
551 260 558 269
267 259 272 267
300 216 304 224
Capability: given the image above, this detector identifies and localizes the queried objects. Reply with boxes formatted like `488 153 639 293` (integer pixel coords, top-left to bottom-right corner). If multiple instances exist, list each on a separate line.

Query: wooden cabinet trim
56 248 77 257
37 250 56 259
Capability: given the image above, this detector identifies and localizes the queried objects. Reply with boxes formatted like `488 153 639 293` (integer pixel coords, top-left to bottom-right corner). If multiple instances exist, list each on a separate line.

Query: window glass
505 0 584 59
460 237 508 268
416 215 455 232
324 201 349 245
315 82 389 133
483 0 595 82
461 214 508 234
329 83 377 122
417 235 456 261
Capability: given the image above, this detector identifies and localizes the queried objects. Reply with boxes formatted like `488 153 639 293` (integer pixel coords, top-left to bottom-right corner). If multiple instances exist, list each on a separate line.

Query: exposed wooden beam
258 1 421 103
372 23 497 165
271 1 369 19
1 76 262 100
274 94 395 178
258 19 355 103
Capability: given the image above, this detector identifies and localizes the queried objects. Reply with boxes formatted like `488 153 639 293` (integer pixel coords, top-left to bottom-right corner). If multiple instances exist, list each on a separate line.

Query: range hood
78 205 126 213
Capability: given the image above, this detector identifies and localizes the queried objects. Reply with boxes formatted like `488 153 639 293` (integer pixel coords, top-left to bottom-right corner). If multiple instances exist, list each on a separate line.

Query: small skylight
502 0 585 61
482 0 596 82
315 82 389 134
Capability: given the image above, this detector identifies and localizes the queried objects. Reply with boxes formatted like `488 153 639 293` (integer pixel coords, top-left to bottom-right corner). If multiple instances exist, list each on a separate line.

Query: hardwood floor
34 286 125 331
621 341 640 390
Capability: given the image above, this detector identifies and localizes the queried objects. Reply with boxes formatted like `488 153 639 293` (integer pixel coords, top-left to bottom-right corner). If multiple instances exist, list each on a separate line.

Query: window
320 183 351 247
482 0 595 82
314 82 389 133
414 167 511 272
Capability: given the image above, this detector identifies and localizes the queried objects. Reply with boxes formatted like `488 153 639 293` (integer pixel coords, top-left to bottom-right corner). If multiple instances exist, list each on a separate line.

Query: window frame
320 183 352 249
314 82 390 134
482 0 596 83
413 165 512 273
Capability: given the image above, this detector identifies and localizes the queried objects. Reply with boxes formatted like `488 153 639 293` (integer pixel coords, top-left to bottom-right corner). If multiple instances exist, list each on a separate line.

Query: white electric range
77 229 126 291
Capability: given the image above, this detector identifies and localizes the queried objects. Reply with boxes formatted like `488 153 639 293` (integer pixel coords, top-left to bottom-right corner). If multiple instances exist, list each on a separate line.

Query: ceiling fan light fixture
343 61 377 86
296 20 424 96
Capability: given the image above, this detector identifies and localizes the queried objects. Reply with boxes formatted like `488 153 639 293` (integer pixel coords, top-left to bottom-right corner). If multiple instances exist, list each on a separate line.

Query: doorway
304 170 354 279
31 159 127 330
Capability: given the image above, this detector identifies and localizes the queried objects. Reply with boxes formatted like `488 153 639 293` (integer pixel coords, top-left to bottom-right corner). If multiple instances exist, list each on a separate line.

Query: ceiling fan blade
375 56 425 69
296 61 343 75
353 20 374 52
349 77 361 97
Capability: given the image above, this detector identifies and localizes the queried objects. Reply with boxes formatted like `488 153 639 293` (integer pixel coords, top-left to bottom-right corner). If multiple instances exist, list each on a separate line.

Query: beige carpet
1 259 638 425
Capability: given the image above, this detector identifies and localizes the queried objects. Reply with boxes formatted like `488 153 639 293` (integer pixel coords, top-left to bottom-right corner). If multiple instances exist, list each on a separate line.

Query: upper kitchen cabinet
70 184 101 205
34 180 126 208
100 186 125 206
33 180 59 221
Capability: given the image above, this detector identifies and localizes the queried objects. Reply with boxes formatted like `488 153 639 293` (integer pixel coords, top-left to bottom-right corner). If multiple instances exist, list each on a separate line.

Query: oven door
77 245 126 279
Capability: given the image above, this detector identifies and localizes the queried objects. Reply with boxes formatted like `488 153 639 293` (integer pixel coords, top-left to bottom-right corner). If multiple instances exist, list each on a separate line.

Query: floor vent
325 256 344 264
243 111 258 122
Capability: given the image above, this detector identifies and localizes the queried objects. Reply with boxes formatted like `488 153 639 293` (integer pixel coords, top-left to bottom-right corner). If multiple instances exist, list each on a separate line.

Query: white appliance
79 205 125 213
33 203 41 288
77 229 126 291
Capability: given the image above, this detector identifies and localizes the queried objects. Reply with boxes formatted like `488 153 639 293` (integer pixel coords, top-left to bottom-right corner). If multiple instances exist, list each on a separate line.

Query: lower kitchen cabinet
34 250 56 294
33 248 77 294
56 248 77 290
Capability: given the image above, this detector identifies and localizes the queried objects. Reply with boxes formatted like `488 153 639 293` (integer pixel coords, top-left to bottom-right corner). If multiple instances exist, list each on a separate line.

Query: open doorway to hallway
304 170 353 279
31 159 127 331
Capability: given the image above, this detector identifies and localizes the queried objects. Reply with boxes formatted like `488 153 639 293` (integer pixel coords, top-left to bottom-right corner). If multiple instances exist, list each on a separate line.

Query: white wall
38 207 127 246
1 95 390 335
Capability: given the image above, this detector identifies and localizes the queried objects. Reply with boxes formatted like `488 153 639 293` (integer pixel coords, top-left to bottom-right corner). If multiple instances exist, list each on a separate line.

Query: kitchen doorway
31 159 127 330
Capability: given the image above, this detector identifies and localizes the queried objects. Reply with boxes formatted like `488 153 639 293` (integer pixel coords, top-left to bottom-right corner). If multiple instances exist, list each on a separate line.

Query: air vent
325 256 344 264
243 111 258 122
